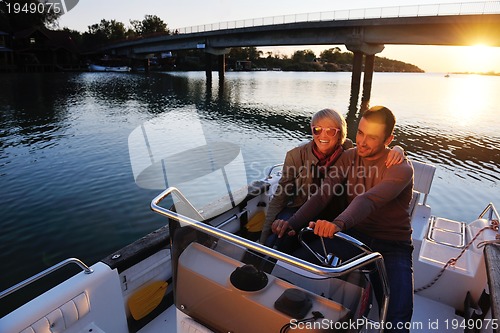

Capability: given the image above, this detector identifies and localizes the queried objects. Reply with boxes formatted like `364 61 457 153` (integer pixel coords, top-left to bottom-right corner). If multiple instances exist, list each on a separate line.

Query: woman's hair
311 108 347 144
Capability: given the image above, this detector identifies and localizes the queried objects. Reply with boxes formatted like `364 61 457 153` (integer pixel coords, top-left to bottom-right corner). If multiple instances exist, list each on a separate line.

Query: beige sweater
259 139 353 243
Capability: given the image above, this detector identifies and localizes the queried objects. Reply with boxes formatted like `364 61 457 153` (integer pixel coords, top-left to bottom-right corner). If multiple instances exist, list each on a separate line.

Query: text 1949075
6 2 62 14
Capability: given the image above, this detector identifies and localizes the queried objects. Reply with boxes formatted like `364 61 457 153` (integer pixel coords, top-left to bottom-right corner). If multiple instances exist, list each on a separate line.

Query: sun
461 44 499 73
469 43 490 56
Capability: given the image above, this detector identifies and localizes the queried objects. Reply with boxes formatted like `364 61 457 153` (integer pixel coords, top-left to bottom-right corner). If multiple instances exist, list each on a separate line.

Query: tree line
226 46 423 73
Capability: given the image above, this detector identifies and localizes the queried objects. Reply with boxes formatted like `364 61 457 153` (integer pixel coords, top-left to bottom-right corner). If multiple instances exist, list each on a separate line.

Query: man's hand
271 219 296 238
308 220 341 238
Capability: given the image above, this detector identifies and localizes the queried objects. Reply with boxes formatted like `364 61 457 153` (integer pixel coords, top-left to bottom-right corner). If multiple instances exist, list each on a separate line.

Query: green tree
320 47 341 62
80 18 126 50
0 0 61 31
227 47 246 60
292 49 316 63
228 47 262 61
247 46 262 61
130 15 168 35
86 19 126 41
61 27 83 45
129 19 142 34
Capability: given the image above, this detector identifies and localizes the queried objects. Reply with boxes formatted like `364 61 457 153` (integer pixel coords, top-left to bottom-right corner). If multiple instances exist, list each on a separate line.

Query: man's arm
334 162 413 230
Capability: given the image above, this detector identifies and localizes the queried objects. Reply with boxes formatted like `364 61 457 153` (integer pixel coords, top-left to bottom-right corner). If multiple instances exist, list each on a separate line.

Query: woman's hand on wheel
271 219 295 238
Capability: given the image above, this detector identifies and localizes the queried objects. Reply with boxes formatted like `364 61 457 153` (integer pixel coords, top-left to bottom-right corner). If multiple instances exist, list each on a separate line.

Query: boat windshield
170 221 377 331
153 187 387 332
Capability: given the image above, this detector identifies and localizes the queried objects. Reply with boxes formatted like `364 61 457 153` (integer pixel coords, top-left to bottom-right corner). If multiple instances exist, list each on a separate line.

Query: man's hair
311 108 347 144
362 106 396 139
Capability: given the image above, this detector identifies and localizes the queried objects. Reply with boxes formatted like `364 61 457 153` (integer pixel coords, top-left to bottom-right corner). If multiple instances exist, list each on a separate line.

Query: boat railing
151 186 389 328
479 202 500 223
0 258 93 300
265 163 283 180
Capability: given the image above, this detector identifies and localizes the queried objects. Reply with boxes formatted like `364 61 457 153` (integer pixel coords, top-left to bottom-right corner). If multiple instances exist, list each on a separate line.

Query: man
271 105 414 332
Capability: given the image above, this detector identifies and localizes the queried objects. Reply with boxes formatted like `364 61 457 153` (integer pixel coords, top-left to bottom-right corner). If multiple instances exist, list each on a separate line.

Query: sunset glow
382 44 500 73
460 44 499 73
447 75 488 127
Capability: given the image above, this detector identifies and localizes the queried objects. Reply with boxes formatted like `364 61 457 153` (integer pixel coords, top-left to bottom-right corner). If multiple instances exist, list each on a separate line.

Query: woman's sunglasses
311 126 340 137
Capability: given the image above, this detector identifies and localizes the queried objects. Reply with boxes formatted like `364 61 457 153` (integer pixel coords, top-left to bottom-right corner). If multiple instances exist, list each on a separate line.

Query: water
1 71 499 298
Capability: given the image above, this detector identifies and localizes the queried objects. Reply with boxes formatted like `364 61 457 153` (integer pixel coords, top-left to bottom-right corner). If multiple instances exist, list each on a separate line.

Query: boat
88 63 132 72
0 152 499 332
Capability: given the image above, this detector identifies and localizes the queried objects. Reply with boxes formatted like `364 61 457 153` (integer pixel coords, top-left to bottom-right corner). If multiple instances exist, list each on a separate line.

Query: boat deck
137 305 176 333
411 294 464 333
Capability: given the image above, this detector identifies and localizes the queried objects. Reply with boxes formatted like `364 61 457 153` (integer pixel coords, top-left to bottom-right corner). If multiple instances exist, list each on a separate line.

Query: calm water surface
1 71 499 300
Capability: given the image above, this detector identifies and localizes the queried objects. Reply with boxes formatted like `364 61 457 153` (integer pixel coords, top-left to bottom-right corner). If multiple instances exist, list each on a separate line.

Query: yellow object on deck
128 281 168 320
246 211 266 233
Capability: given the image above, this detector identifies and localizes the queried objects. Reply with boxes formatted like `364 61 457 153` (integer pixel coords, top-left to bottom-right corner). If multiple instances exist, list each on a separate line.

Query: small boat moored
88 63 132 72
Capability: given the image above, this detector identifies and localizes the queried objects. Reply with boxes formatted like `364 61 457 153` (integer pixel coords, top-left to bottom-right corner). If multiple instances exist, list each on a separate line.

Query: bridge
95 1 500 112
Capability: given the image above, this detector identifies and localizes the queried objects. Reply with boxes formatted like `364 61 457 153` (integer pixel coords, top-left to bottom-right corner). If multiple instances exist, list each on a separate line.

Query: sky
57 0 500 73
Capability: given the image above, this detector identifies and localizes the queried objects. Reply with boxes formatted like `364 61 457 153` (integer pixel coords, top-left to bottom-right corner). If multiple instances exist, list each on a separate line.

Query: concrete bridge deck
96 1 500 56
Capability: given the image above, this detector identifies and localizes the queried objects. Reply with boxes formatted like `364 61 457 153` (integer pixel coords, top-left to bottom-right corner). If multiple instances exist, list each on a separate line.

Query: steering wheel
298 227 374 269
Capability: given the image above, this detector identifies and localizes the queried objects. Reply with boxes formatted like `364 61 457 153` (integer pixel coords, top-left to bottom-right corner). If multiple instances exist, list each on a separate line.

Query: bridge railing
175 1 500 34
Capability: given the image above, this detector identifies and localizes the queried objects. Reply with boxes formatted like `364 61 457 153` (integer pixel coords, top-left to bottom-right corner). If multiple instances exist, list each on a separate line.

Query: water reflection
397 125 500 183
0 74 72 152
444 75 495 129
190 72 500 187
128 108 248 218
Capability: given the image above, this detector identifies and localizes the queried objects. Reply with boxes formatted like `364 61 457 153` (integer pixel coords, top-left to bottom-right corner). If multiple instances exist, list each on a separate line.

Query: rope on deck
414 220 499 293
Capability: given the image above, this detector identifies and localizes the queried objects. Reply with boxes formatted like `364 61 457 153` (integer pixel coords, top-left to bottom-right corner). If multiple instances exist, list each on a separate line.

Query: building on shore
1 26 82 73
0 31 14 72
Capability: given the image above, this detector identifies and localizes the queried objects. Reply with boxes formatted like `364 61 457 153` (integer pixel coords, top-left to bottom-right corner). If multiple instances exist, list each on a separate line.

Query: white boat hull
88 64 131 72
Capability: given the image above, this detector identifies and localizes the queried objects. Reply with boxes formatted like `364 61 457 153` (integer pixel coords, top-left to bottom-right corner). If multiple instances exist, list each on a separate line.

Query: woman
259 108 404 247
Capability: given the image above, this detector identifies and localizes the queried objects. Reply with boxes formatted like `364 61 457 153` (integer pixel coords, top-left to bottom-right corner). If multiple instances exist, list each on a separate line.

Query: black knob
274 288 312 318
230 264 268 291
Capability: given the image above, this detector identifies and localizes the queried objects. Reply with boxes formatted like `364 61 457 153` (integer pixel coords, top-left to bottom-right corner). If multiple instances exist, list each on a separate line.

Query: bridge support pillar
361 54 375 113
345 42 384 116
349 52 363 116
205 47 230 83
205 53 213 82
218 54 225 83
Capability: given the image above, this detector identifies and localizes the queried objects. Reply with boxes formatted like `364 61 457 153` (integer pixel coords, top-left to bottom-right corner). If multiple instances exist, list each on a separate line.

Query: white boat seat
19 292 90 333
409 160 436 215
0 262 128 333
